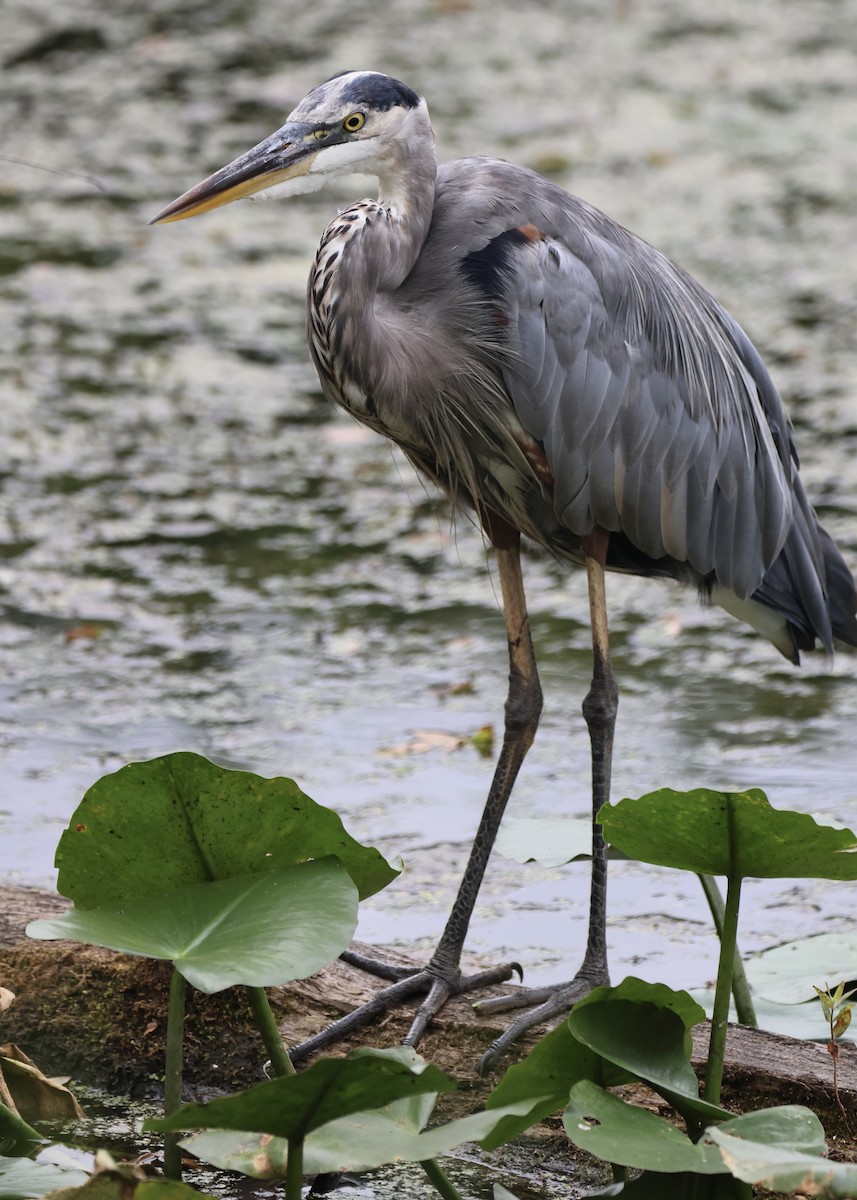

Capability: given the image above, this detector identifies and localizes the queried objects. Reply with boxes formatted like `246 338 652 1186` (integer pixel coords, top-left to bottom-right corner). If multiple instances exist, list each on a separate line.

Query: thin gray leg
290 527 541 1062
476 529 615 1073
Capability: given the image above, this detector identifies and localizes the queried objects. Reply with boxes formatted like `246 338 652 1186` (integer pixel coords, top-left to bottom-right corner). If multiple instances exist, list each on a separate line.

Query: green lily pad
585 1172 751 1197
133 1185 216 1199
573 978 706 1037
146 1046 455 1142
480 1015 627 1151
707 1105 826 1157
44 1179 214 1199
0 1155 88 1198
743 932 857 1004
307 1096 547 1171
44 1178 215 1199
563 1080 726 1174
569 1000 698 1089
56 752 399 906
599 789 857 879
706 1127 857 1196
494 817 597 866
183 1094 437 1178
567 986 725 1125
183 1093 545 1176
568 1103 826 1193
564 1099 816 1180
28 859 357 993
180 1130 287 1182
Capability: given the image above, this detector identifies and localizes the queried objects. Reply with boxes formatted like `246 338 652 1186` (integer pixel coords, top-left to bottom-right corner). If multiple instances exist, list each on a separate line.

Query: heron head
149 70 431 224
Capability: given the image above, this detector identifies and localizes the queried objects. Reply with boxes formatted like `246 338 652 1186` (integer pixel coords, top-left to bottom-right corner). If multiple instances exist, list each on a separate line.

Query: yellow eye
343 112 365 132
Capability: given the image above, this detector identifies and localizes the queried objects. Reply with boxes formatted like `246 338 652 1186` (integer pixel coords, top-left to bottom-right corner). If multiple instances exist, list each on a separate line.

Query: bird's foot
289 956 521 1065
402 961 523 1047
475 965 609 1074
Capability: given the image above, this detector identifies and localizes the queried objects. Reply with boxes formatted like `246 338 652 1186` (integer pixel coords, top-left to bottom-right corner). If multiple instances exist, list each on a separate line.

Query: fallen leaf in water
64 624 101 644
467 724 494 758
380 725 494 758
0 1043 86 1120
431 678 475 698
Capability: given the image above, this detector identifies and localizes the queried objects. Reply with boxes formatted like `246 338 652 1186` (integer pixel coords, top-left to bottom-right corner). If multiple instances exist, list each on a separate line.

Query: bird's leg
288 521 541 1063
476 528 615 1073
401 519 543 1043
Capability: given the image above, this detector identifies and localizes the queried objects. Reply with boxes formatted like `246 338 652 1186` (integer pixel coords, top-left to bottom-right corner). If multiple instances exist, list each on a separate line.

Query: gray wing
407 158 855 655
491 205 796 602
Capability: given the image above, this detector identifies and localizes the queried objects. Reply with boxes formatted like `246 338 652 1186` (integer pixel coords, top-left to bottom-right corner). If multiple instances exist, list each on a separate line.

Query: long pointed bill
148 123 318 224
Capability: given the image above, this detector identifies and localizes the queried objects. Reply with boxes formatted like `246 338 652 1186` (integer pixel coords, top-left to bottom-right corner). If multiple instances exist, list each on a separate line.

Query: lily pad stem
163 967 186 1179
248 986 295 1077
420 1158 465 1200
697 873 756 1028
286 1137 304 1200
0 1099 42 1152
705 874 741 1106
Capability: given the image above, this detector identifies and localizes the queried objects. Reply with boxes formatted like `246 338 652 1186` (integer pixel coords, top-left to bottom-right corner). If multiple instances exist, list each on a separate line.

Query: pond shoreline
1 883 854 1158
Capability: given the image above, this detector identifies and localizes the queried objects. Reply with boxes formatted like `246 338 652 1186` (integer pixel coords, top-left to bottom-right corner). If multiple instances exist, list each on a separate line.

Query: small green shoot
813 979 856 1136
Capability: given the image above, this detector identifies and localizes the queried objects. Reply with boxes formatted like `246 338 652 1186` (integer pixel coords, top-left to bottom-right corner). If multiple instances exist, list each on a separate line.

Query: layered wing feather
401 158 857 655
473 191 795 601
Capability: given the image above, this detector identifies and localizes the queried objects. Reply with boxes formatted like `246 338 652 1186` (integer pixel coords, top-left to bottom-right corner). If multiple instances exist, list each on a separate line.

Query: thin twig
0 154 109 193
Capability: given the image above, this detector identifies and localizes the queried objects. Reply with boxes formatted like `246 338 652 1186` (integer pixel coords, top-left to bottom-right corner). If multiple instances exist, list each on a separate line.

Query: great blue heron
151 70 857 1069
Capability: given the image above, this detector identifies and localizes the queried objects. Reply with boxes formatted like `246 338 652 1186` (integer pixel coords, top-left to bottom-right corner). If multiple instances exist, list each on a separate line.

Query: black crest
333 71 420 112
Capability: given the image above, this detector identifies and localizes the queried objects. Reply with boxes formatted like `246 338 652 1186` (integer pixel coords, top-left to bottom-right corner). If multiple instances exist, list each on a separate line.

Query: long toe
290 971 433 1064
339 948 422 982
473 981 556 1015
477 974 603 1074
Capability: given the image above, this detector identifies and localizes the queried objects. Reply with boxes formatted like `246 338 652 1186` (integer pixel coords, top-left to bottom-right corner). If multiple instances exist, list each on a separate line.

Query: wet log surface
1 885 854 1149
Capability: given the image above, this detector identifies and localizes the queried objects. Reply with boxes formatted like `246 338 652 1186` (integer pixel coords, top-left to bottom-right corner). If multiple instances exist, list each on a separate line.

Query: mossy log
0 885 854 1148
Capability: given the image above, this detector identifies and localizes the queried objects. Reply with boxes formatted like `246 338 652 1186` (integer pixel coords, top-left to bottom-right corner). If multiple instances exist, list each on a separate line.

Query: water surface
2 0 857 1002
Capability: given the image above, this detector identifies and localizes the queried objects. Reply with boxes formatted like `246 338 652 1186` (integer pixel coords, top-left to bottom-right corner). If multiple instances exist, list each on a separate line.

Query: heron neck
308 139 437 411
369 145 437 291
